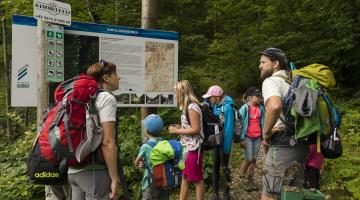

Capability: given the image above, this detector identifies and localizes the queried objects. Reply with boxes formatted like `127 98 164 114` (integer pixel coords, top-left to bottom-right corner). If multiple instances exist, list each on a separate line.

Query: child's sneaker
210 192 219 200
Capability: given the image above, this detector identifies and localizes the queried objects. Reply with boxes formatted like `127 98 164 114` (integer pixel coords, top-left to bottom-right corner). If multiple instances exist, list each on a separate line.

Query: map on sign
145 42 175 92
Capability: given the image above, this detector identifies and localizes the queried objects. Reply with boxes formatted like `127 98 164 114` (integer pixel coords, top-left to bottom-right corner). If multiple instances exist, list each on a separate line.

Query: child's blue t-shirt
137 138 161 191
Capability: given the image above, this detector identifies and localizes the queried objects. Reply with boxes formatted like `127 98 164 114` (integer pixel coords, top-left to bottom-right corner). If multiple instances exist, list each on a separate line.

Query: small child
304 144 324 190
134 114 169 200
238 86 265 192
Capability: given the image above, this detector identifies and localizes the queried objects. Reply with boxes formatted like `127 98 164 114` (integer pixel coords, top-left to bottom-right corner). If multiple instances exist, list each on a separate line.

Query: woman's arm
169 109 201 135
101 121 119 199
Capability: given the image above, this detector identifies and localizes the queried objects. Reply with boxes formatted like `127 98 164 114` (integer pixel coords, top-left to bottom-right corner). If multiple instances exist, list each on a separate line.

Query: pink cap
202 85 223 98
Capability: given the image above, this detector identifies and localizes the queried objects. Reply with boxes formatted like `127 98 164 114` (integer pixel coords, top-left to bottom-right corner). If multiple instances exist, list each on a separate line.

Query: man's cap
245 86 262 98
144 114 164 136
258 47 288 68
202 85 224 98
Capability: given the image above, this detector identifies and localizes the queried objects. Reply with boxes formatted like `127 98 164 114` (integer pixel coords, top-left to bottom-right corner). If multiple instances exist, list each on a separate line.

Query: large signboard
33 0 71 26
11 15 178 107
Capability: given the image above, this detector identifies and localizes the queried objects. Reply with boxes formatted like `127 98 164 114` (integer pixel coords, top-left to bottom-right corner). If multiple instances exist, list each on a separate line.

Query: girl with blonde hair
169 80 205 200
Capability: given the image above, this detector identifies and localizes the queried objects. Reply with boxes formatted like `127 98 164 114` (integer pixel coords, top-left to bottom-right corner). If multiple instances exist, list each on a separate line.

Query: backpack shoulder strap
147 140 158 148
274 74 292 85
185 102 200 126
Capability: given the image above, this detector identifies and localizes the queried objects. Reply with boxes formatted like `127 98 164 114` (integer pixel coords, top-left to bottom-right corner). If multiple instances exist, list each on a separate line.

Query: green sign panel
45 23 64 82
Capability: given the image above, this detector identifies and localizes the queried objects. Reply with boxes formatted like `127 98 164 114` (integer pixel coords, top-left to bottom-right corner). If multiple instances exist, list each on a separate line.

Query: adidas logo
34 172 60 178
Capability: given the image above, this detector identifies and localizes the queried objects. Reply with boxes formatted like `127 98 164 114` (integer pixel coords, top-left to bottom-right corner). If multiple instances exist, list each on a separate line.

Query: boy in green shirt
134 114 169 200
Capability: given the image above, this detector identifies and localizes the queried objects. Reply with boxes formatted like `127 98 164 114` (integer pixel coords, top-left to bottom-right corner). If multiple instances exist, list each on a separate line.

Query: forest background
0 0 360 199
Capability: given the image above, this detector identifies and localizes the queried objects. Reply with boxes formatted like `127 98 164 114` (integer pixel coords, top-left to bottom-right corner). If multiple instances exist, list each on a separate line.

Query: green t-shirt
138 138 162 191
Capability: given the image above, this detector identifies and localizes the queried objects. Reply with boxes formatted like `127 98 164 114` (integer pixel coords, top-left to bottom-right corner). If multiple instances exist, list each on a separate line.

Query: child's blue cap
144 114 164 136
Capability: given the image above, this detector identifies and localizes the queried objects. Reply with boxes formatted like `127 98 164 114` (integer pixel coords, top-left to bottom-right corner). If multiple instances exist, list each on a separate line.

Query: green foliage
1 0 360 198
321 91 360 199
0 129 44 199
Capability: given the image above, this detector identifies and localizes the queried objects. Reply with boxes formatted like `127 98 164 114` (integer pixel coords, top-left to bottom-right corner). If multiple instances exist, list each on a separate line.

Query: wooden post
36 20 48 128
141 0 158 127
2 17 11 140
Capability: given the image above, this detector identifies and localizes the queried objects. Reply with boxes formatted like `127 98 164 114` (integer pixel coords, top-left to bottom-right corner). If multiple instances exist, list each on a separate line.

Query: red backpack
38 75 99 166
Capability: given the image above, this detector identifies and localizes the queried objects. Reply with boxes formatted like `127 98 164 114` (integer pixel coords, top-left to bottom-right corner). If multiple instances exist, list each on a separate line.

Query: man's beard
261 69 273 79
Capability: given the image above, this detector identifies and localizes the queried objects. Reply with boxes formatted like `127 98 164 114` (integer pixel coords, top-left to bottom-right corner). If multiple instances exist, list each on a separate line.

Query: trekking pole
115 116 131 200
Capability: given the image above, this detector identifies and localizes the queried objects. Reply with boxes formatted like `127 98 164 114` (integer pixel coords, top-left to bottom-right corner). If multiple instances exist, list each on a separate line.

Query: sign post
33 0 71 127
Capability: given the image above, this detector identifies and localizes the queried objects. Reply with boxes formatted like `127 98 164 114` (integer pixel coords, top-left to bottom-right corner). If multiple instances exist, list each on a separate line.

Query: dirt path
169 145 266 199
229 145 266 200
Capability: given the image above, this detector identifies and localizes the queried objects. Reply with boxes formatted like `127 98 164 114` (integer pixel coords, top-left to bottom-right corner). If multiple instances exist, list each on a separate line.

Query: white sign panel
34 0 71 26
11 23 38 107
12 15 178 107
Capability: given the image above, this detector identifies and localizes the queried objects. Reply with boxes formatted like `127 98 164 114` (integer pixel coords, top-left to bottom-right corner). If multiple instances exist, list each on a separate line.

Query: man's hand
262 137 270 154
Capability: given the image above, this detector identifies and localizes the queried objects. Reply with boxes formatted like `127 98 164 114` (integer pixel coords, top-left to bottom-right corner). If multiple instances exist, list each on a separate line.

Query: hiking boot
244 181 253 192
221 192 231 200
251 182 259 191
221 187 231 200
210 192 219 200
244 176 258 192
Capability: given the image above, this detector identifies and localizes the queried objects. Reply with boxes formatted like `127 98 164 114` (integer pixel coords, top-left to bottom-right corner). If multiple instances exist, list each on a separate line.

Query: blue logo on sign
18 65 28 81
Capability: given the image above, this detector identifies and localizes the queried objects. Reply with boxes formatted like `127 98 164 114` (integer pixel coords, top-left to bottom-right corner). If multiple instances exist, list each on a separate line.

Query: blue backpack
147 140 183 189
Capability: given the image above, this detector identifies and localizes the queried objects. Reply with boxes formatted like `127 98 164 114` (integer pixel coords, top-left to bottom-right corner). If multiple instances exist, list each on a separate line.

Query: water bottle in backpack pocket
321 127 342 159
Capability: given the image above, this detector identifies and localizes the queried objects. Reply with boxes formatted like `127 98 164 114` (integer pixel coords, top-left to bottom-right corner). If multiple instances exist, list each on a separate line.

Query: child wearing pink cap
203 85 235 200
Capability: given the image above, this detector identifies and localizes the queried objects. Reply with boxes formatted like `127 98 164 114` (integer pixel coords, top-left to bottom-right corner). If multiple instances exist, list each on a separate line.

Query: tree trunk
2 17 11 140
141 0 158 132
36 20 48 128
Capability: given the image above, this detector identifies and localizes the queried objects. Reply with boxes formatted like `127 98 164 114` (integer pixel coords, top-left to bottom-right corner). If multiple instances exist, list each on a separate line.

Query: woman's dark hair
87 60 116 82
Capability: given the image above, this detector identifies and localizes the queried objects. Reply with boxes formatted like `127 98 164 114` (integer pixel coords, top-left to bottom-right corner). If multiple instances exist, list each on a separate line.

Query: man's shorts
262 144 308 199
244 136 261 161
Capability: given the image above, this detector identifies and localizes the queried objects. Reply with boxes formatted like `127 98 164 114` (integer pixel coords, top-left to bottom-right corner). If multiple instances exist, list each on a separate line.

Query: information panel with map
11 15 178 107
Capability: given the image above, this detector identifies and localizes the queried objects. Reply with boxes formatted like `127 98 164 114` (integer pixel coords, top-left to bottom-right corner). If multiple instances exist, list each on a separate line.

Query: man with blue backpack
258 48 308 200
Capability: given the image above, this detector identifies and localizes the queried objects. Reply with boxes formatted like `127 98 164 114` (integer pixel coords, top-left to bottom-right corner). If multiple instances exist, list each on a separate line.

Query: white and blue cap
144 114 164 136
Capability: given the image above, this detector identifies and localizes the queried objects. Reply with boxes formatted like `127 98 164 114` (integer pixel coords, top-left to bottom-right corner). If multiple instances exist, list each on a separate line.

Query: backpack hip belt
270 131 295 147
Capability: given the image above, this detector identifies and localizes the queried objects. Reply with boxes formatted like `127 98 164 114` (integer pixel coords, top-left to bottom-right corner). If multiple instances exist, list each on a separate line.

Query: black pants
304 165 320 190
212 145 231 194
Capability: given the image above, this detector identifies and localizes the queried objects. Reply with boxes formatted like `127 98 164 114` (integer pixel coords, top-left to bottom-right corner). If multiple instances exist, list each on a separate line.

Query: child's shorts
244 136 261 161
182 149 203 182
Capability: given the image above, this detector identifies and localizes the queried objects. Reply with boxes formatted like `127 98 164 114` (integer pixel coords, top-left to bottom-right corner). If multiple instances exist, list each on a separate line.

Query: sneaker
244 183 253 192
221 192 231 200
222 187 231 200
251 184 259 191
210 192 219 200
244 177 257 192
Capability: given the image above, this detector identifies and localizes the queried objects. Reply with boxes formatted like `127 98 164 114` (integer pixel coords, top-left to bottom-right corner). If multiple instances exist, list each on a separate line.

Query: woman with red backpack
67 60 120 200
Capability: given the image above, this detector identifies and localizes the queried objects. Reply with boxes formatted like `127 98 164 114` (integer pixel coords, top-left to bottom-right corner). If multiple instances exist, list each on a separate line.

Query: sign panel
12 15 178 107
45 23 64 82
33 0 71 26
11 23 38 107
